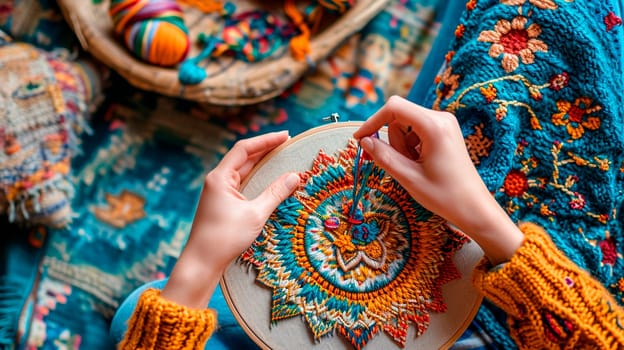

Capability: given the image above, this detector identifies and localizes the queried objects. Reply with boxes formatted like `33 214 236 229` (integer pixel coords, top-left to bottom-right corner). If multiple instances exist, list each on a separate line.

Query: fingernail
360 137 374 151
285 173 300 189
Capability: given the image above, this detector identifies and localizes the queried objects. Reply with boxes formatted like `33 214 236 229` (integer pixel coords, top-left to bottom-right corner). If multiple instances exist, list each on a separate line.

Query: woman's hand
162 131 300 309
354 96 523 265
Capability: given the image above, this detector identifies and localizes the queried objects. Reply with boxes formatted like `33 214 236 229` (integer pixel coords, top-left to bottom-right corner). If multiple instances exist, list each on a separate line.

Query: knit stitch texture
473 222 624 349
426 0 624 347
119 288 217 350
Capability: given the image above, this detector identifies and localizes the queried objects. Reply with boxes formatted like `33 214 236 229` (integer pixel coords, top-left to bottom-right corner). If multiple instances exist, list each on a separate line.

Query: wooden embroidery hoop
221 122 484 349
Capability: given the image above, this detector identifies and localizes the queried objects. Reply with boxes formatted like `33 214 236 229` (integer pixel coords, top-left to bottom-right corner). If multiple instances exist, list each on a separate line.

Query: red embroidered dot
324 217 340 229
455 24 465 38
549 72 570 91
605 12 623 32
503 170 529 197
500 29 529 55
598 236 617 266
445 51 455 63
567 105 585 123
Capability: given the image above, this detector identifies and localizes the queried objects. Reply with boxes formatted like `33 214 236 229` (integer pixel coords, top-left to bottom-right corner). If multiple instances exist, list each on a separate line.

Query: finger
252 172 300 219
359 136 423 186
353 96 440 142
238 153 266 182
219 131 289 172
387 122 412 159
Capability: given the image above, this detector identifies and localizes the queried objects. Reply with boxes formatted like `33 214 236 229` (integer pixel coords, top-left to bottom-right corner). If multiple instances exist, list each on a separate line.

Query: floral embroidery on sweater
425 0 624 345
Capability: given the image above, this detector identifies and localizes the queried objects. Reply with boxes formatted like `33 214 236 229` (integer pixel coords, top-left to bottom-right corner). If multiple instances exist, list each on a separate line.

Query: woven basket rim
57 0 391 105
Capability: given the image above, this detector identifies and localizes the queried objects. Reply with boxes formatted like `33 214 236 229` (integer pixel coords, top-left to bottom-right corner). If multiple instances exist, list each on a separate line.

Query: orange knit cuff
472 222 624 349
472 222 594 317
118 288 217 350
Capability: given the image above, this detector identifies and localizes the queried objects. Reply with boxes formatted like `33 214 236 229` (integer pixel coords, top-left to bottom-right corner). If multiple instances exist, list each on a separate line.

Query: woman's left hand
162 131 300 308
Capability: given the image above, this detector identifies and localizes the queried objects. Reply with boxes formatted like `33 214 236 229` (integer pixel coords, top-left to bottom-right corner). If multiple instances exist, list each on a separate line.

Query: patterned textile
242 141 468 349
0 0 449 349
424 0 624 347
0 37 100 228
6 110 230 349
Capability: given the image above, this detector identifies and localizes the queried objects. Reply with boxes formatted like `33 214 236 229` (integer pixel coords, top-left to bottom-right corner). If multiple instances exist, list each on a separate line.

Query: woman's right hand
354 96 523 265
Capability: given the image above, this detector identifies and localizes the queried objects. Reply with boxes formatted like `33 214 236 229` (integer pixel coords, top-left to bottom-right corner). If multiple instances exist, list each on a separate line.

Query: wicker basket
57 0 390 105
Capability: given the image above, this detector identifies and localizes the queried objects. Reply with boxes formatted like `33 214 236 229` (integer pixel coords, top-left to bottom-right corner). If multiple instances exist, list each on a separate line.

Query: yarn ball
109 0 190 67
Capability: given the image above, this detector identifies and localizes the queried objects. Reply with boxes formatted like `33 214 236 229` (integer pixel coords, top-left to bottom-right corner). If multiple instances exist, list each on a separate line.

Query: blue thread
178 35 218 85
351 220 380 245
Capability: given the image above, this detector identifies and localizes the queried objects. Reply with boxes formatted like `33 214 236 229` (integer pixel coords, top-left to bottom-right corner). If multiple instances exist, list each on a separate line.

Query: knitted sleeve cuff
472 222 624 348
118 288 217 350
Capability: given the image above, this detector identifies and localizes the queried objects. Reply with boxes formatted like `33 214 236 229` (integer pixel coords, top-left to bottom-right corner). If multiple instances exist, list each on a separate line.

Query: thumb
253 172 300 218
360 137 421 186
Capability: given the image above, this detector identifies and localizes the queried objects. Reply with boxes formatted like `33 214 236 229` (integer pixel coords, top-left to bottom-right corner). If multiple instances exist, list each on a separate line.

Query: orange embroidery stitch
501 0 557 10
551 97 602 140
432 66 461 110
242 141 468 349
465 123 493 165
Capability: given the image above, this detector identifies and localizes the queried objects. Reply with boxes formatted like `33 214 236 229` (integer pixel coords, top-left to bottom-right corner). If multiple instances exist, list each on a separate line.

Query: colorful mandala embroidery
241 141 468 349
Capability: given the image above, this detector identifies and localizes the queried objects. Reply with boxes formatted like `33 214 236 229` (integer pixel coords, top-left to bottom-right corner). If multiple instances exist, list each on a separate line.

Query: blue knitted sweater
425 0 624 347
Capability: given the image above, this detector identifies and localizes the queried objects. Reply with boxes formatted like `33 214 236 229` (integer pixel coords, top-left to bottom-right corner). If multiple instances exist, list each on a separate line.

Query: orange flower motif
540 203 556 217
552 97 602 139
501 0 557 10
503 169 529 197
433 66 461 109
478 16 548 73
480 84 497 103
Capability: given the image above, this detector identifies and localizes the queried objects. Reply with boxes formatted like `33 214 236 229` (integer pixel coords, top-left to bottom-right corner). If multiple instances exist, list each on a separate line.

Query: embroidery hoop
221 122 484 349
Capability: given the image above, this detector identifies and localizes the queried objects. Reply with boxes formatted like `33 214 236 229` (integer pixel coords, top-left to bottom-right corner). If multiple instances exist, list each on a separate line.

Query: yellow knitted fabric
473 223 624 350
118 288 216 350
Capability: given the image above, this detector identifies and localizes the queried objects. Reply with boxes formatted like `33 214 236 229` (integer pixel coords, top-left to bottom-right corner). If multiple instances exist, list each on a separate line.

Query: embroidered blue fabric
4 0 622 349
418 0 624 348
0 0 478 349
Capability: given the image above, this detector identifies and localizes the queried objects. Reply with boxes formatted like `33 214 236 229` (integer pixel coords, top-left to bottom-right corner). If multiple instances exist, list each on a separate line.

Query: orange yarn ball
110 0 190 67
